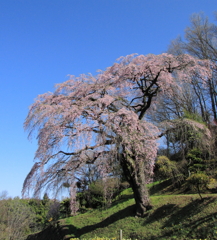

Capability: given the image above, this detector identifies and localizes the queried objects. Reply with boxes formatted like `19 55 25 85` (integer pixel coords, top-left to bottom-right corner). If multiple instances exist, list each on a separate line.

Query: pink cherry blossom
23 53 212 216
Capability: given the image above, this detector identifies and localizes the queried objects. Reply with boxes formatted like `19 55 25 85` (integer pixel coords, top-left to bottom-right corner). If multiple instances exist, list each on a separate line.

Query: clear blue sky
0 0 216 198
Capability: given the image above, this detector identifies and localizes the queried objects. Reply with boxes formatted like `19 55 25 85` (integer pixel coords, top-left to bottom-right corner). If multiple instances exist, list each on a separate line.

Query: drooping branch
23 53 212 216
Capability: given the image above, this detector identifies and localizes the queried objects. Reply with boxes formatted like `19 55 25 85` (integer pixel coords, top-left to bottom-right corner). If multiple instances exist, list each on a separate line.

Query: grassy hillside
27 181 217 240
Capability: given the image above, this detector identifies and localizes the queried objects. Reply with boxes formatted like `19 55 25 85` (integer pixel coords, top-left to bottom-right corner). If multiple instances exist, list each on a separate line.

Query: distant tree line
0 191 62 240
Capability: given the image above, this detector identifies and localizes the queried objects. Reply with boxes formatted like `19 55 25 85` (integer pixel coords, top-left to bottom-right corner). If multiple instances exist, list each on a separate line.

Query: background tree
168 13 217 123
23 53 212 216
147 12 217 174
0 194 35 240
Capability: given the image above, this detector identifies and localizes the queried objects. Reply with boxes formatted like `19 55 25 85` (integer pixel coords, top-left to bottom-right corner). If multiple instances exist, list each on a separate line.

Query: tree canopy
23 53 212 216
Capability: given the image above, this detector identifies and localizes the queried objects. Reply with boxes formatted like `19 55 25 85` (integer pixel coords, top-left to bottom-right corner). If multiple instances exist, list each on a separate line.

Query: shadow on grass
185 211 217 239
27 204 135 240
143 203 178 224
26 223 66 240
162 197 216 228
27 196 217 240
158 210 217 239
151 197 217 239
149 179 172 196
64 204 135 239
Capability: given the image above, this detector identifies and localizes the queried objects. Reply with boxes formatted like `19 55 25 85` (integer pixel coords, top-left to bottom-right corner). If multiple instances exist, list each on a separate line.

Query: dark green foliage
187 148 204 163
189 163 205 171
59 198 71 218
27 195 60 230
47 200 60 221
186 148 210 175
42 193 49 206
28 199 49 229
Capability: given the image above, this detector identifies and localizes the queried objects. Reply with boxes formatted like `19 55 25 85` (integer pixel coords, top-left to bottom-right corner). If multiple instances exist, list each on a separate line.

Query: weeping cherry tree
23 53 212 216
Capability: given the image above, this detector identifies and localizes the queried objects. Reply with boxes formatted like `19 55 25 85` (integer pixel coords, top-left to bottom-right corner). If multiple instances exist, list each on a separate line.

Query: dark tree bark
119 152 152 216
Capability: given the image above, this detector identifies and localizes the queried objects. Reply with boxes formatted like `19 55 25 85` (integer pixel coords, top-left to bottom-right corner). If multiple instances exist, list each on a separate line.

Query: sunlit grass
27 180 217 239
62 182 217 240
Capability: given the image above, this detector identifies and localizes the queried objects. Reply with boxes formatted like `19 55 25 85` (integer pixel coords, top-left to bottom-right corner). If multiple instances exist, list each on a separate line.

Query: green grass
27 181 217 240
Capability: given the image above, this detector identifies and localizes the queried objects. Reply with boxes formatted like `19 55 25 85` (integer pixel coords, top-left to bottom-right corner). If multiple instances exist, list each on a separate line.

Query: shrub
186 172 209 199
154 156 183 185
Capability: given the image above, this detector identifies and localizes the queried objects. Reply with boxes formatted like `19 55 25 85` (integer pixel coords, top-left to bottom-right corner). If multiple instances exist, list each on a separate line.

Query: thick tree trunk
120 153 152 217
130 173 152 217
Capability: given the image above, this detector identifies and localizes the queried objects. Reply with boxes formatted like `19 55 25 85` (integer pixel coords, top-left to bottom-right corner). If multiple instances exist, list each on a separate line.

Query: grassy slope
28 181 217 240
